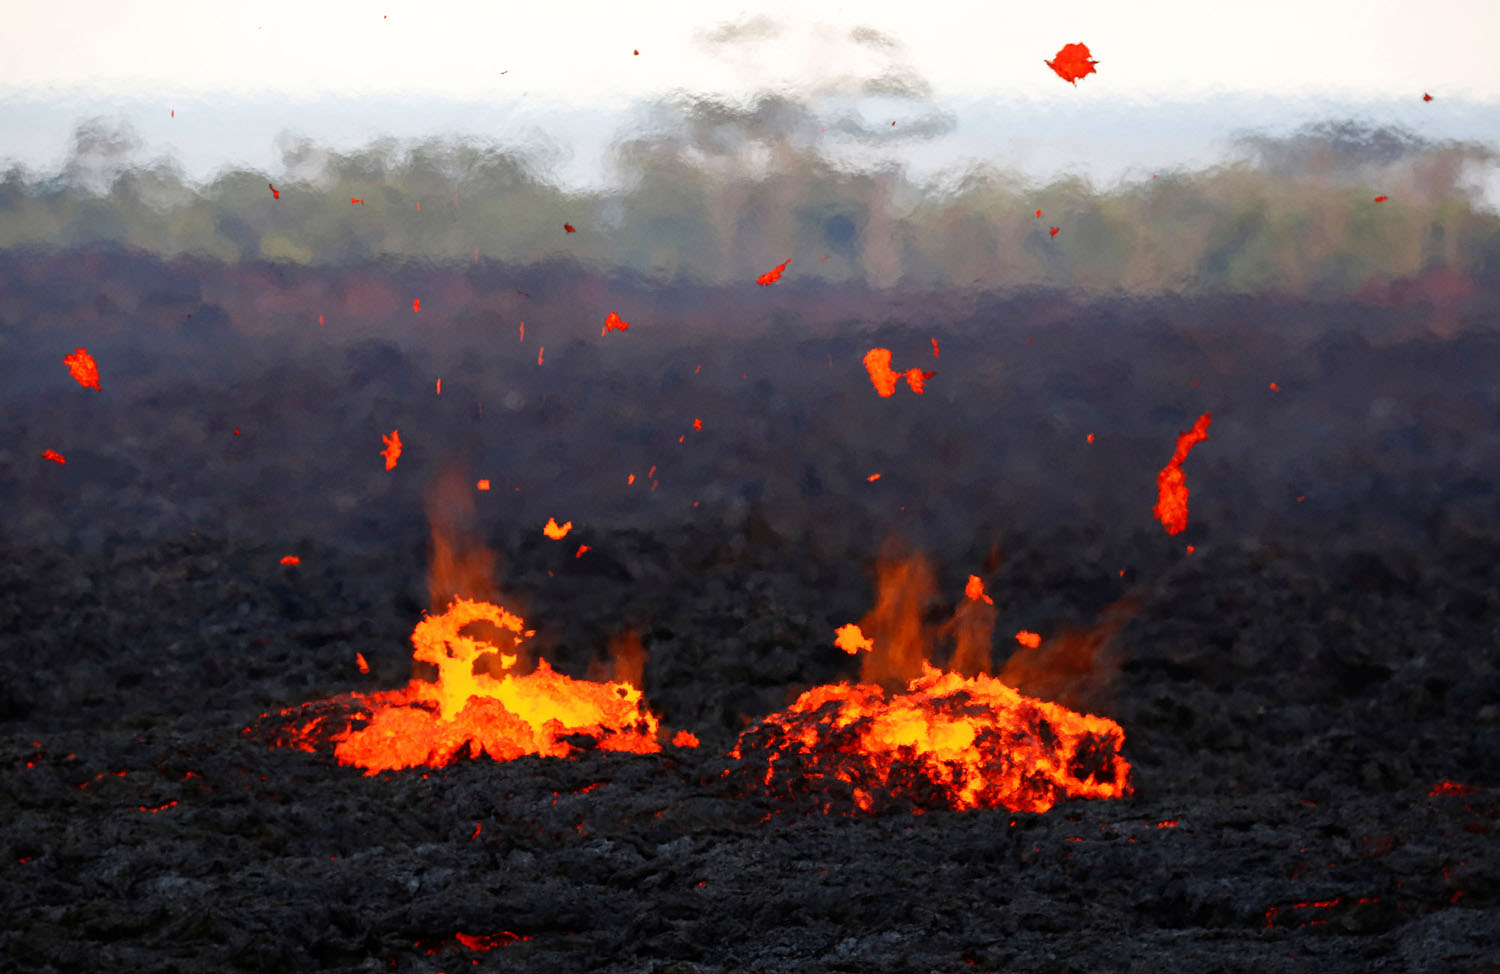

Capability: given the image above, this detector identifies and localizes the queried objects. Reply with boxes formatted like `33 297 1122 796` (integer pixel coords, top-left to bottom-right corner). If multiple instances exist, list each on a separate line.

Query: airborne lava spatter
63 348 101 390
730 551 1131 814
1153 413 1212 535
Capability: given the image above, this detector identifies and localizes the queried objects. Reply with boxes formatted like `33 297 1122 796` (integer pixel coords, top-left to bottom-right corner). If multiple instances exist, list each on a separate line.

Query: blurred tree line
1 98 1496 295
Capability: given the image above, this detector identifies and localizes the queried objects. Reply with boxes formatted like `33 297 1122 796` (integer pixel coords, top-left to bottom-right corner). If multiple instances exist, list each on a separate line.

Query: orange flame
543 517 573 540
756 258 791 286
1153 413 1212 535
62 348 101 390
380 430 403 471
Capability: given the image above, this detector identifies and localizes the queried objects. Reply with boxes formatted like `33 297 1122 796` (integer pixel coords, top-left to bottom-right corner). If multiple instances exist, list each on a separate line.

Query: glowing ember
602 311 629 335
380 430 403 471
62 348 101 390
835 623 875 655
1046 42 1097 85
1153 412 1212 535
543 517 573 540
756 258 792 286
730 551 1131 814
277 597 664 774
40 449 66 465
862 348 933 398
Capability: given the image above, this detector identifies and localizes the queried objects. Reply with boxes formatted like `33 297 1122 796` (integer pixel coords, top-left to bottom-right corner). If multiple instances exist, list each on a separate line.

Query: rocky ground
1 250 1497 971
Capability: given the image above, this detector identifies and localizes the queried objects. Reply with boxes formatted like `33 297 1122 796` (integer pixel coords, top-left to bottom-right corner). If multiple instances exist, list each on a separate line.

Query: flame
543 517 573 540
730 548 1131 814
380 430 403 471
62 348 101 390
1153 413 1212 535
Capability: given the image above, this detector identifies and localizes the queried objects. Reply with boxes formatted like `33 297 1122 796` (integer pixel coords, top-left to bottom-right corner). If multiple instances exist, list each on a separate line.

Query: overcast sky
3 0 1497 188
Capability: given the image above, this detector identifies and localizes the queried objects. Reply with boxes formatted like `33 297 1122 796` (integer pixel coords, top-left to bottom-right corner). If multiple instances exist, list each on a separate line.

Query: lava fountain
266 473 674 774
730 550 1132 814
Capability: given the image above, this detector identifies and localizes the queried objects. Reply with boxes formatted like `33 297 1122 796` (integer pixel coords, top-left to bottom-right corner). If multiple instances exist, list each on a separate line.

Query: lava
602 311 629 335
1046 42 1097 85
380 430 403 471
543 517 573 540
62 348 101 390
730 550 1131 814
1153 412 1212 535
756 258 791 285
279 597 664 775
862 348 934 398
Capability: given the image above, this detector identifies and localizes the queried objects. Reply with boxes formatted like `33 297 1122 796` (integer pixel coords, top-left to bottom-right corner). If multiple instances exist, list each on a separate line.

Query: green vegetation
1 107 1495 296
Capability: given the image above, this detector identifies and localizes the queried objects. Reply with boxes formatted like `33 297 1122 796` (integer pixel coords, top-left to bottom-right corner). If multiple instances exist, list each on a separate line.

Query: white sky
2 0 1497 196
4 0 1498 106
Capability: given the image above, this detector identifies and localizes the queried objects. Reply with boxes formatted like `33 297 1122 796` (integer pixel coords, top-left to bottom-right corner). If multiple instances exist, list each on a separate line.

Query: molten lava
730 551 1131 814
62 348 101 390
279 597 663 775
1153 412 1212 535
269 475 672 774
1046 42 1098 85
862 348 934 398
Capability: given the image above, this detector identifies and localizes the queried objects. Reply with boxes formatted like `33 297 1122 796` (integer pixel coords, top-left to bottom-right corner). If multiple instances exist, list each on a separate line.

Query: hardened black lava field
1 249 1497 972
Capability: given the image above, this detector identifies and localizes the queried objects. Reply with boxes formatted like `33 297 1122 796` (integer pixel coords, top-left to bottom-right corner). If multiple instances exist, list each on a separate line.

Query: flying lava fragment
351 198 364 205
964 575 994 605
564 223 576 233
413 298 421 312
41 449 65 465
862 348 934 397
1423 92 1433 102
1046 43 1098 85
1374 195 1389 203
542 517 573 540
268 183 280 199
280 556 300 566
1050 227 1061 237
602 312 629 335
62 348 101 389
756 258 792 286
381 430 403 471
835 623 875 655
1153 413 1212 535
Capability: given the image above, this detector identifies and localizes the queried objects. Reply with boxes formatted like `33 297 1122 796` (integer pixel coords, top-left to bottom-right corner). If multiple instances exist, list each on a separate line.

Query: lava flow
730 551 1131 814
267 476 672 774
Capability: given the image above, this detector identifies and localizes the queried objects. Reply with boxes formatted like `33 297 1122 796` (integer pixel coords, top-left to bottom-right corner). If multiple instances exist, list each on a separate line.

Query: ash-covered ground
2 249 1498 972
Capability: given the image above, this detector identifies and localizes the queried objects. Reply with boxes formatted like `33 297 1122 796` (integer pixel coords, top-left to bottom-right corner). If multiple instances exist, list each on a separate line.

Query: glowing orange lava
277 597 664 775
41 449 66 465
381 430 403 471
543 517 573 540
1015 630 1042 649
63 348 101 390
1153 412 1212 535
602 311 629 335
1046 42 1097 85
756 258 792 286
280 555 300 566
862 349 933 397
730 550 1131 814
